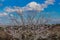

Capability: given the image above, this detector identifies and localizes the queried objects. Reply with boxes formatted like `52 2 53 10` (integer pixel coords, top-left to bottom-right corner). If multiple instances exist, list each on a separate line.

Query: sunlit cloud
25 0 55 12
25 2 44 12
4 0 55 13
3 0 55 18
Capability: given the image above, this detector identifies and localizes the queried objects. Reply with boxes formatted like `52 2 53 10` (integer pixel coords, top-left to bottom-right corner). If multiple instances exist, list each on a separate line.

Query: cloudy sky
0 0 60 25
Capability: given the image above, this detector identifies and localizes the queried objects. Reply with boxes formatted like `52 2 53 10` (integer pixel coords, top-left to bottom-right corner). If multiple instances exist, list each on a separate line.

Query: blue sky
0 0 60 25
0 0 60 13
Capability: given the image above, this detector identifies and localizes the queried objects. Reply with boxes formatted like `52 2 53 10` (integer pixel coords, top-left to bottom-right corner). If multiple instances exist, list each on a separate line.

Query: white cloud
4 0 55 13
4 6 24 14
45 0 55 5
25 2 44 12
0 12 7 16
14 7 24 13
4 7 16 13
42 0 55 8
25 0 55 12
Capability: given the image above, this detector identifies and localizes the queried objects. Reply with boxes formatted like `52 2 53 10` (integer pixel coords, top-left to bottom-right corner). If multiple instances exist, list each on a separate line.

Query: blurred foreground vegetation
0 24 60 40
